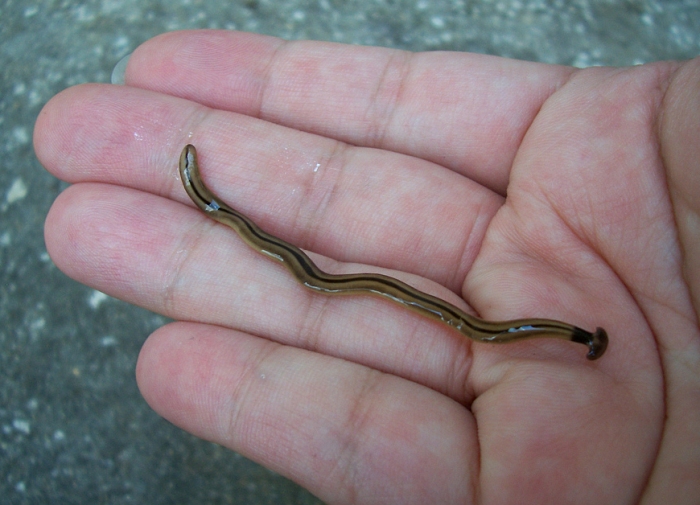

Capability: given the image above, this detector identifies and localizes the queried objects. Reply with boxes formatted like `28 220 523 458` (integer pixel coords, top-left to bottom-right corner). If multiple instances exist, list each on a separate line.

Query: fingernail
111 53 131 85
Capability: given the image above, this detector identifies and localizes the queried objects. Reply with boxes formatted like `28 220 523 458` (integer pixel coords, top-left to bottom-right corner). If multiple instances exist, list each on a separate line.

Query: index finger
125 30 575 193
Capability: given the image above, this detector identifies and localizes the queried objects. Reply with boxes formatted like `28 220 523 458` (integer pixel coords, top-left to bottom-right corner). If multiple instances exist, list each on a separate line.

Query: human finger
125 30 575 192
34 83 499 292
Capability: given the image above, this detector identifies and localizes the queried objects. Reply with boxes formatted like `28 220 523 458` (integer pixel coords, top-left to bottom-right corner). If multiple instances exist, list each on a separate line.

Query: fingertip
134 322 256 437
135 322 207 424
43 184 91 275
33 83 110 179
124 30 283 113
33 85 79 169
134 322 175 407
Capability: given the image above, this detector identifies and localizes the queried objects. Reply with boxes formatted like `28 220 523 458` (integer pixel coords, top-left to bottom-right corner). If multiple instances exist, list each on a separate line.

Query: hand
35 31 700 504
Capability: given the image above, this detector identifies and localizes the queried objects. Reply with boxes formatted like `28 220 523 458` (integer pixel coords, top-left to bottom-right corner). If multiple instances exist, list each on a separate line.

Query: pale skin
35 30 700 504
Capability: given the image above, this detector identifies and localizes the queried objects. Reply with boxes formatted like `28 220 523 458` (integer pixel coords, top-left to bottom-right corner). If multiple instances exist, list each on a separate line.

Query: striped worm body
179 145 608 360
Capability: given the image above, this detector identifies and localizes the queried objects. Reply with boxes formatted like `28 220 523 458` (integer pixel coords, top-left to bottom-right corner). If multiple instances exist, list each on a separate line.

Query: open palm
36 31 700 504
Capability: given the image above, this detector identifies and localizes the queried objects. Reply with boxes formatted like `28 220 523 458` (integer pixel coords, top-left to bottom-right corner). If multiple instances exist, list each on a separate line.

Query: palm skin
35 31 700 504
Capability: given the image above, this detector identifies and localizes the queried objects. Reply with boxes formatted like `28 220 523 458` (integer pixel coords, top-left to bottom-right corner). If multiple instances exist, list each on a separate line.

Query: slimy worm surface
178 144 608 360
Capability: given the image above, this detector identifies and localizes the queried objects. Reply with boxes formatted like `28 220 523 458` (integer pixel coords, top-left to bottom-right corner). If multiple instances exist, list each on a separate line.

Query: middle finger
36 83 502 292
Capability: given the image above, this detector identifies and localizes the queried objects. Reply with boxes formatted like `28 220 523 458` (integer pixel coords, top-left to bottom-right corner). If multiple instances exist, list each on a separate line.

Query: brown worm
179 144 608 360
